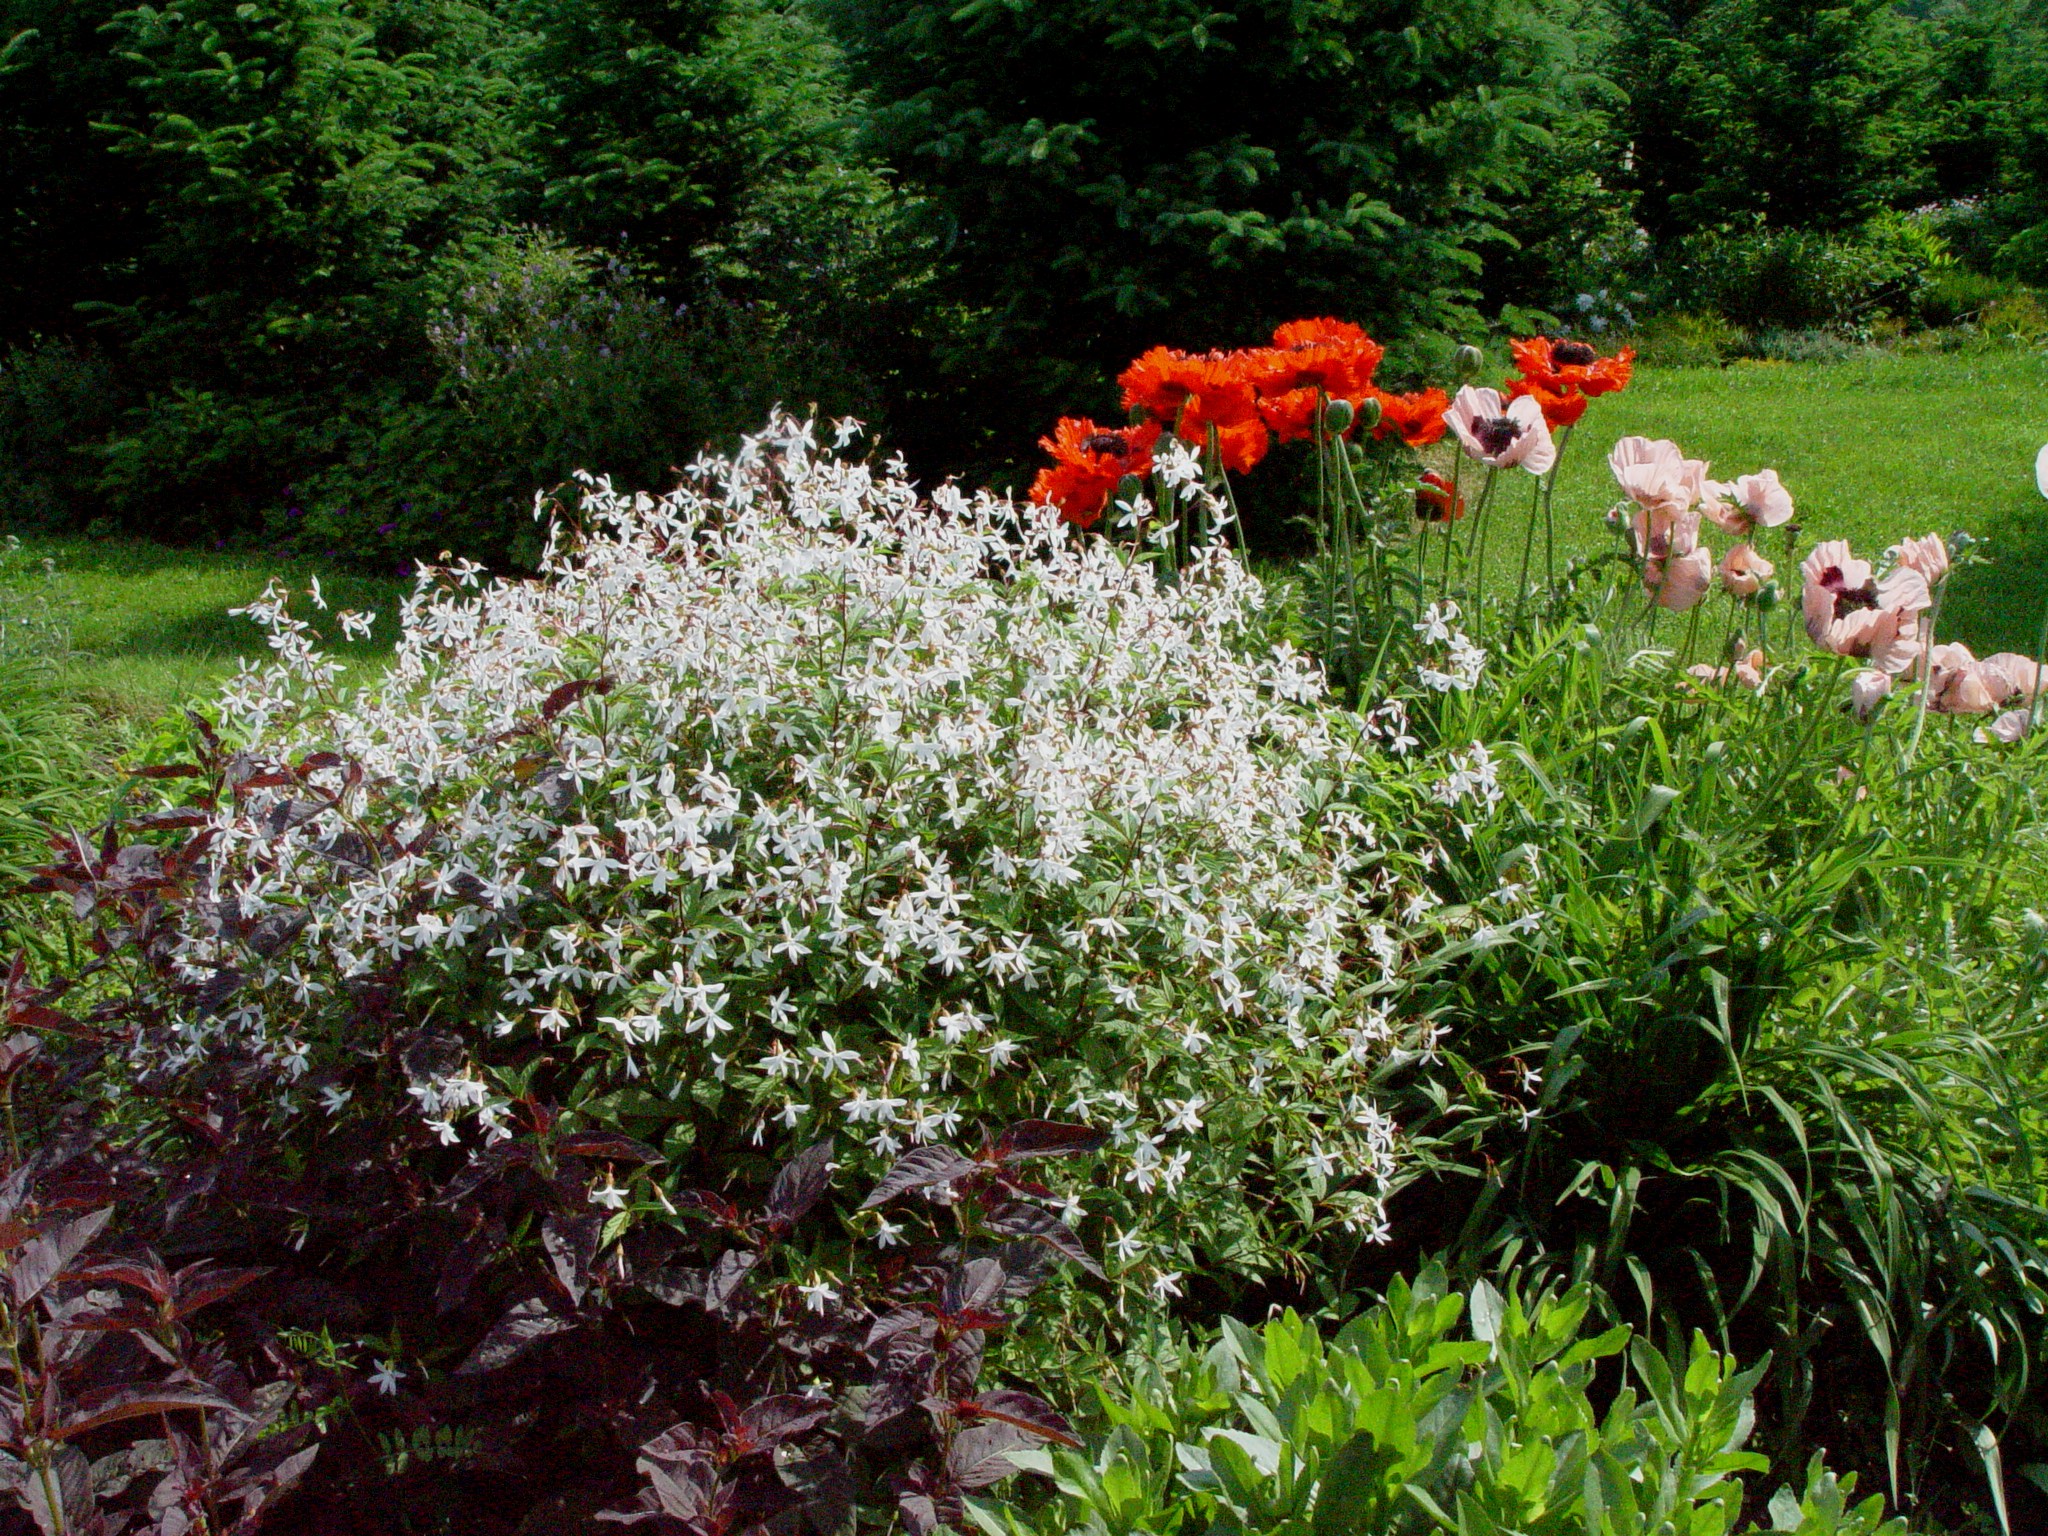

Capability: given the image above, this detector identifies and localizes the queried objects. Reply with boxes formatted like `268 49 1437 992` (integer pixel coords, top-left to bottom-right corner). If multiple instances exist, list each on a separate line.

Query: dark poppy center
1819 566 1878 619
1550 339 1598 367
1082 432 1132 457
1475 416 1522 456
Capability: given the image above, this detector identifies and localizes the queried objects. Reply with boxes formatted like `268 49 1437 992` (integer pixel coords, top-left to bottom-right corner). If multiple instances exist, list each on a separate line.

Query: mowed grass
1541 346 2048 653
0 538 407 725
4 345 2045 729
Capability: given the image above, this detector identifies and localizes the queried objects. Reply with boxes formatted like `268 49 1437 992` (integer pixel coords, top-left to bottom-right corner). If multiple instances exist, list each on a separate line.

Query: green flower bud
1115 474 1144 508
1454 344 1485 381
1322 398 1355 434
1755 580 1781 612
1354 395 1383 432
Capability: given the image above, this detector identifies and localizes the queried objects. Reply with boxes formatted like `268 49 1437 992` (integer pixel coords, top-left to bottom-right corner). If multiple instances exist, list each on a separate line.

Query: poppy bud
1323 399 1355 434
1354 395 1383 432
1754 580 1780 612
1115 474 1144 508
1454 344 1485 381
1127 404 1151 428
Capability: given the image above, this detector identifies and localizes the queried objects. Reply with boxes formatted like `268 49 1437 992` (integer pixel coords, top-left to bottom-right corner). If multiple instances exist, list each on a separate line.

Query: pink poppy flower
1703 468 1794 536
1610 436 1709 517
1849 670 1891 720
2037 443 2048 499
1447 387 1556 473
1926 642 2000 714
1987 709 2031 744
1983 653 2044 703
1646 544 1714 611
1719 543 1774 598
1687 648 1766 692
1890 534 1950 587
1801 539 1929 675
1632 503 1702 564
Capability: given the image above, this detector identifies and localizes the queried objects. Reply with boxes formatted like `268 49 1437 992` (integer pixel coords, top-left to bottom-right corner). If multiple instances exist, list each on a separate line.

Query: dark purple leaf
775 1448 855 1535
965 1391 1080 1447
766 1138 834 1231
941 1258 1006 1317
992 1120 1106 1164
436 1216 505 1315
557 1131 663 1164
168 1262 269 1320
136 764 204 780
739 1394 833 1452
540 676 615 721
639 1265 705 1308
542 1213 604 1307
54 1383 238 1440
672 1190 743 1227
11 1208 112 1306
456 1297 575 1375
898 1490 942 1536
948 1421 1036 1489
938 1330 987 1400
861 1145 979 1209
984 1202 1103 1278
704 1249 758 1313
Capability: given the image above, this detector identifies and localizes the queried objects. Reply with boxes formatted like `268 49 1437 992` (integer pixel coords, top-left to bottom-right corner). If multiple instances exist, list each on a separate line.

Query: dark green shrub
1626 313 1752 368
0 343 120 526
1914 268 2021 329
818 0 1582 476
1664 217 1947 332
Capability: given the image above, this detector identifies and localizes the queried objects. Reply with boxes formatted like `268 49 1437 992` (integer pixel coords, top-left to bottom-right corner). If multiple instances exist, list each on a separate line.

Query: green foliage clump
970 1268 1904 1536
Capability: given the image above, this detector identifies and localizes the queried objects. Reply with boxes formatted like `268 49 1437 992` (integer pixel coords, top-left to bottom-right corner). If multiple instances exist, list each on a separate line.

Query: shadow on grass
1942 494 2048 657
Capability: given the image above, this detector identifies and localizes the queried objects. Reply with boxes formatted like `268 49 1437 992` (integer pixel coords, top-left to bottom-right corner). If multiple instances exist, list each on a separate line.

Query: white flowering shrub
104 417 1453 1297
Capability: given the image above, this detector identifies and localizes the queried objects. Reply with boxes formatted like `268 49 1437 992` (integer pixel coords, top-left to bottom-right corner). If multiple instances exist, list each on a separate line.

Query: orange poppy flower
1256 384 1324 444
1510 336 1634 397
1027 417 1161 529
1118 347 1261 433
1414 470 1466 522
1210 415 1271 474
1504 377 1587 429
1265 318 1385 403
1371 387 1450 447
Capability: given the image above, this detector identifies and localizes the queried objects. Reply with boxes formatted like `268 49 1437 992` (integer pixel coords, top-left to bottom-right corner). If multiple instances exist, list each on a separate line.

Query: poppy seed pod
1454 344 1485 381
1322 398 1355 434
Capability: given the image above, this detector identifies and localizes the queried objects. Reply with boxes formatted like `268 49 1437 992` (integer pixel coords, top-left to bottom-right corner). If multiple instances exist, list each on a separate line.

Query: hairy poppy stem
1904 573 1947 766
1512 473 1542 634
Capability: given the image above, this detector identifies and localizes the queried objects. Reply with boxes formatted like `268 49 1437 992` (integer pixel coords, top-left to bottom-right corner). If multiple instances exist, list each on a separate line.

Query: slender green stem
1512 472 1543 634
1905 573 1948 765
1466 468 1502 642
2030 574 2048 735
1543 424 1574 589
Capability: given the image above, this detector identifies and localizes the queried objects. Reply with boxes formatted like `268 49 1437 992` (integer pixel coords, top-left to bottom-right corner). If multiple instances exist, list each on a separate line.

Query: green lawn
1541 346 2048 653
5 345 2046 726
0 538 407 724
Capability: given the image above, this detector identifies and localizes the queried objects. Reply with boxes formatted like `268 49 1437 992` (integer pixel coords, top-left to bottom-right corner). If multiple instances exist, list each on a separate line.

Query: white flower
798 1277 840 1313
590 1177 627 1211
368 1361 405 1396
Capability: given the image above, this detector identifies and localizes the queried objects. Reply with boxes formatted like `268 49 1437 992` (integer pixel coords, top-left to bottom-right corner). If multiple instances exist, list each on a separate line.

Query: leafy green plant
968 1266 1904 1536
1368 596 2048 1530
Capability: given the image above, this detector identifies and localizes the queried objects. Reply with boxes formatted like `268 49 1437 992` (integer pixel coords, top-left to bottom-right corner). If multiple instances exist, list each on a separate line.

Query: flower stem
1905 573 1948 765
